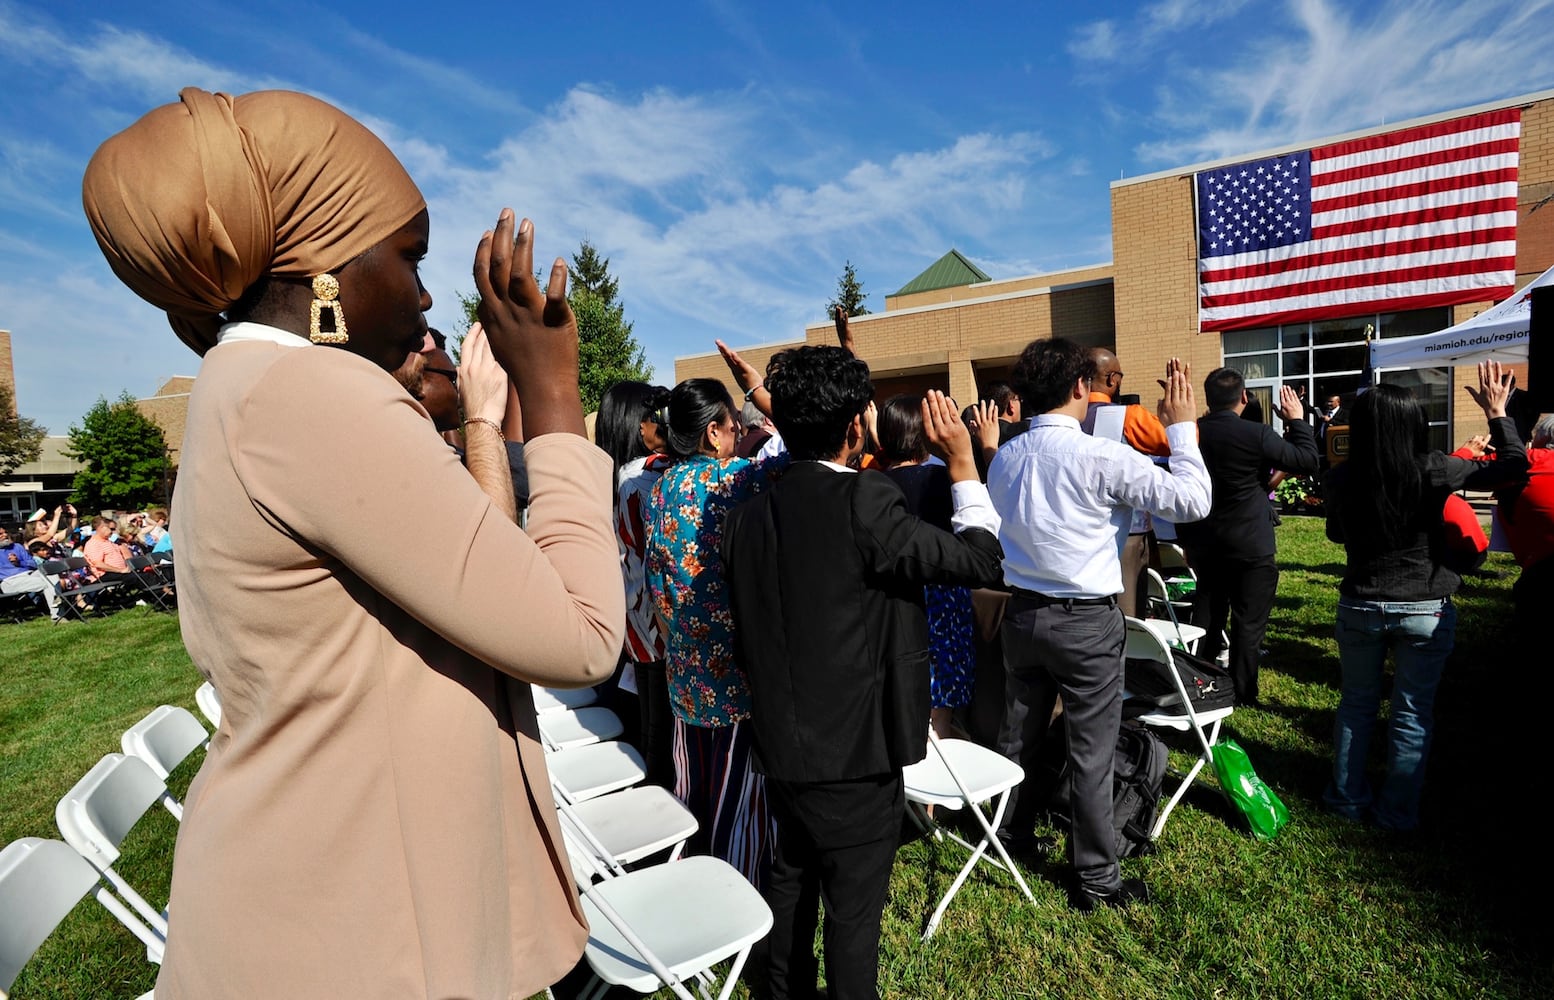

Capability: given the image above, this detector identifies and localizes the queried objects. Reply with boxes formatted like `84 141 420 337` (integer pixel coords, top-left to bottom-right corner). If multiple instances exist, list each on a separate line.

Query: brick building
678 88 1554 448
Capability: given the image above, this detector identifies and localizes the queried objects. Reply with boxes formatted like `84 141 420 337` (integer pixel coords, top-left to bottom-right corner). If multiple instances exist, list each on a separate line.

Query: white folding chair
902 730 1037 939
194 681 221 729
1124 617 1236 839
0 838 161 997
1142 569 1207 653
546 741 647 804
559 821 772 1000
560 784 697 870
54 754 176 947
1156 541 1192 575
537 706 624 751
531 684 599 714
121 706 210 820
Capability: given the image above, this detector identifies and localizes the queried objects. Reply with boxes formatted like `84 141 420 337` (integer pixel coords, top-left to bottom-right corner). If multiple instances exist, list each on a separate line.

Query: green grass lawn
2 519 1549 998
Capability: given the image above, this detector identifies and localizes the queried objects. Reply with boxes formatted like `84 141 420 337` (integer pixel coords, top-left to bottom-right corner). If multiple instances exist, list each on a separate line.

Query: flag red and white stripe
1197 107 1520 331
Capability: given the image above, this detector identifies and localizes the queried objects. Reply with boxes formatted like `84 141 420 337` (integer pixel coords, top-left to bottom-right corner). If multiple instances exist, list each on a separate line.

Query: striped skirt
672 717 772 892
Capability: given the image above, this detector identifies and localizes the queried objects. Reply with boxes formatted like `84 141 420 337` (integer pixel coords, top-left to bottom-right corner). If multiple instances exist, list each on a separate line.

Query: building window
0 494 37 524
1221 307 1451 451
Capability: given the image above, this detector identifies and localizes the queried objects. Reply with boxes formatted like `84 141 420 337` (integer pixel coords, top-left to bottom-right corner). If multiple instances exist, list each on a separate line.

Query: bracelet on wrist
465 416 505 442
744 383 764 401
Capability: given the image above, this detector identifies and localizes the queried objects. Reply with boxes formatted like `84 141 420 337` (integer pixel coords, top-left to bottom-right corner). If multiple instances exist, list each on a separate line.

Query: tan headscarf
82 88 426 356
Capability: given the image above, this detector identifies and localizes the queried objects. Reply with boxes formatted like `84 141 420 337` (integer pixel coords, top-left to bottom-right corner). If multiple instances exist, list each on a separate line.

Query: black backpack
1049 722 1169 859
1125 646 1236 714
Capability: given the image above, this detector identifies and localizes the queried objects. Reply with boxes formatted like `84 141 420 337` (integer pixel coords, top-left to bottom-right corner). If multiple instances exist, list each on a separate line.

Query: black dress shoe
997 832 1057 865
1068 877 1150 913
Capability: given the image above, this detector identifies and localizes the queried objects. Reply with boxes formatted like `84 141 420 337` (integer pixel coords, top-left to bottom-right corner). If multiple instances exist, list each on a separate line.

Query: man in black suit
1177 368 1320 704
721 346 1003 1000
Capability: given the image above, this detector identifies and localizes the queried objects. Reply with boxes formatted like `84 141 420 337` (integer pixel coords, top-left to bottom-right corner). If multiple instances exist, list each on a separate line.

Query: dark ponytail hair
595 381 671 485
664 378 735 460
1345 383 1427 547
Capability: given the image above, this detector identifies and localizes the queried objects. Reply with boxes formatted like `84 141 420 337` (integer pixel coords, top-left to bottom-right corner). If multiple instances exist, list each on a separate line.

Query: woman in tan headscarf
83 88 624 999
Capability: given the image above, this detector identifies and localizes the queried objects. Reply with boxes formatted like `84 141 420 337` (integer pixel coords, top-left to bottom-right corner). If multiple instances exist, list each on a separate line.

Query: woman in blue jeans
1322 361 1526 830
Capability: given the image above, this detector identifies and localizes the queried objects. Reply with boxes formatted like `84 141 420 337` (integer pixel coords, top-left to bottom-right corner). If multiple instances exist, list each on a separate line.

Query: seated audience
0 524 62 621
83 517 139 585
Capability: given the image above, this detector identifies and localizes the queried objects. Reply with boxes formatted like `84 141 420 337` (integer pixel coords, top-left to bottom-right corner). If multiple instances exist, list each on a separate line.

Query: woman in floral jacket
645 375 783 888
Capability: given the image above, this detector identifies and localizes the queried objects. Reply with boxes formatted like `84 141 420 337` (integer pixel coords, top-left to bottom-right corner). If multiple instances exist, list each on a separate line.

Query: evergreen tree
571 239 621 306
826 260 871 317
64 392 171 510
0 383 46 475
451 239 652 412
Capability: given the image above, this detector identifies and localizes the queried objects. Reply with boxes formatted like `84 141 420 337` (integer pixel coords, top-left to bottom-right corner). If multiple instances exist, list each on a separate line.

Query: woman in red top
1498 412 1554 639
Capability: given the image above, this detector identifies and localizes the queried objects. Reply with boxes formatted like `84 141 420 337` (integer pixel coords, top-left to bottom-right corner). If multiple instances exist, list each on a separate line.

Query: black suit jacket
1176 410 1319 560
719 464 1004 783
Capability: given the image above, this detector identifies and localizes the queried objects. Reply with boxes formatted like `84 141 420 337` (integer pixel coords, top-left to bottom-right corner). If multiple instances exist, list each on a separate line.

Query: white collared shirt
987 413 1211 598
215 321 314 348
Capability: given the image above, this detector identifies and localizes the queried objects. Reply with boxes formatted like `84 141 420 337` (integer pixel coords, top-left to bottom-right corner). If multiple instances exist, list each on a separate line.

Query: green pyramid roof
892 249 992 297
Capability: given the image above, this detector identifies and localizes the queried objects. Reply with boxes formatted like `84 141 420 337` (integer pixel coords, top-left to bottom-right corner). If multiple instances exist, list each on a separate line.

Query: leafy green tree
0 383 46 475
826 260 871 317
64 392 170 510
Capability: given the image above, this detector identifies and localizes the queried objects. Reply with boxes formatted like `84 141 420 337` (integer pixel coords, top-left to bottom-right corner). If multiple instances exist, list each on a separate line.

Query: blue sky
4 0 1553 432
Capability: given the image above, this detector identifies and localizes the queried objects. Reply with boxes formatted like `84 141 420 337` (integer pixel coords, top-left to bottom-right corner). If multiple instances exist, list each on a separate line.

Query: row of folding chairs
32 554 176 623
532 686 772 1000
1 691 214 998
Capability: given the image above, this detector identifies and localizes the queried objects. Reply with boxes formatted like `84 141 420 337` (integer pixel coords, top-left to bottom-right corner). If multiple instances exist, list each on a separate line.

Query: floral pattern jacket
645 453 783 727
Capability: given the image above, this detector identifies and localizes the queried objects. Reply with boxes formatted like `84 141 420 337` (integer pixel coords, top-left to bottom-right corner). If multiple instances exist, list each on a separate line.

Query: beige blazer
155 341 623 999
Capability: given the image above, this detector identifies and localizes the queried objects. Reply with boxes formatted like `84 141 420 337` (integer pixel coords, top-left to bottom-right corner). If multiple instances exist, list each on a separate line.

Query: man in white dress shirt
987 338 1211 911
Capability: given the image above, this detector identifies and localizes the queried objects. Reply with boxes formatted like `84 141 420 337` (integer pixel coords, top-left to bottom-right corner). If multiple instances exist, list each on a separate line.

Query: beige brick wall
885 263 1115 311
1110 176 1216 398
0 331 14 410
676 281 1117 403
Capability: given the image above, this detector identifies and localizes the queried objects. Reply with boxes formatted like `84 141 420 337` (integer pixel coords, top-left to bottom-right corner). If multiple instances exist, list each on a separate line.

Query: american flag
1197 107 1521 331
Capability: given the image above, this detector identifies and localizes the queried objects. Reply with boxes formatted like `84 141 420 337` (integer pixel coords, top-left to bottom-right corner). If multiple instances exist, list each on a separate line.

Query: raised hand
834 306 857 355
472 211 582 438
1159 362 1197 426
968 399 1001 455
715 340 762 394
458 322 510 426
1458 433 1492 458
1465 359 1513 419
923 390 978 483
1275 385 1303 422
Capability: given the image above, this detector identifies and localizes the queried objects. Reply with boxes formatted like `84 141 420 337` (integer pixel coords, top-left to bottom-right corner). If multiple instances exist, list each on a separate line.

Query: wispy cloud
403 85 1053 364
1069 0 1247 63
1067 21 1119 61
1135 0 1554 165
0 5 278 102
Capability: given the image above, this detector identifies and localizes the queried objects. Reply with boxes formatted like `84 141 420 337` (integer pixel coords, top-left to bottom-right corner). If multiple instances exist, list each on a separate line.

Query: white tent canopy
1367 264 1554 369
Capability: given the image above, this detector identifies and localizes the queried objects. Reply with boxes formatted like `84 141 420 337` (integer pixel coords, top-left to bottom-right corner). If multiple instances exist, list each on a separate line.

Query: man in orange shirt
1084 348 1172 616
83 517 137 585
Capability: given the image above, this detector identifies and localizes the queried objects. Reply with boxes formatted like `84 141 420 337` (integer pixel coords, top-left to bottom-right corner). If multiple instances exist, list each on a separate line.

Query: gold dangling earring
309 273 348 344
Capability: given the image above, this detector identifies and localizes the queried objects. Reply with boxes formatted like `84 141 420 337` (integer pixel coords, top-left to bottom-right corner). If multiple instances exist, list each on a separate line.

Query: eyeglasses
424 367 458 387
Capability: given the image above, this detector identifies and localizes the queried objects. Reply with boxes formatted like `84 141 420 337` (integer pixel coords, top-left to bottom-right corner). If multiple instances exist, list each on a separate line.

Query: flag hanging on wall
1197 107 1520 331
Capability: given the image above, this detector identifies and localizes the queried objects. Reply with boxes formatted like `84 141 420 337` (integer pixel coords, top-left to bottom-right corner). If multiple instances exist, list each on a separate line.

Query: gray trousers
2 570 60 619
997 597 1125 893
